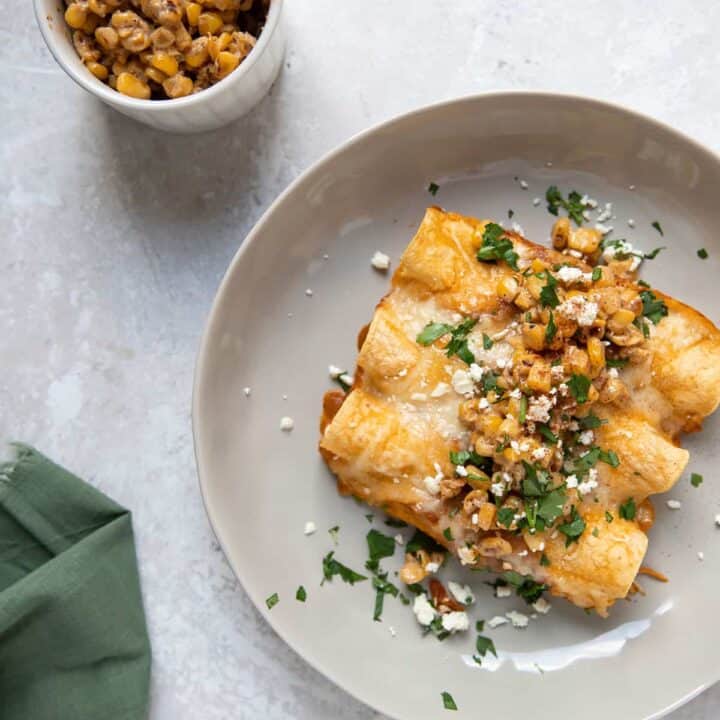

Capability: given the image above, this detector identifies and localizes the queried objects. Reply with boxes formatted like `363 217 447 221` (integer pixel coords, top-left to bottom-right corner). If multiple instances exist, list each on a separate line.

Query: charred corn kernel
86 60 108 79
465 466 490 490
552 217 571 250
144 66 166 84
514 287 535 310
568 227 602 254
600 376 627 404
163 73 193 98
523 529 547 551
185 37 209 68
150 26 175 49
65 4 88 29
88 0 109 16
476 502 497 531
116 71 151 99
82 12 102 33
522 323 546 352
525 274 544 301
587 385 600 403
208 32 232 59
587 336 606 369
186 2 201 25
150 51 178 76
610 308 636 329
95 25 118 50
502 446 520 463
197 11 223 35
565 346 590 375
497 275 519 301
527 360 552 393
531 258 547 273
477 537 512 558
499 416 520 439
480 414 503 435
174 22 192 51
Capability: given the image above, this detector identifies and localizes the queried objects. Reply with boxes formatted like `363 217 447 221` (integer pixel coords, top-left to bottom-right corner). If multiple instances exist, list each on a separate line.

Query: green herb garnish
443 527 454 542
483 333 494 350
592 267 602 282
416 317 477 365
644 247 665 260
698 248 709 259
366 529 395 565
546 185 586 225
605 358 629 369
578 413 604 430
540 553 550 566
474 634 498 663
296 586 307 602
497 507 515 528
545 309 557 343
640 289 668 325
619 498 636 521
499 570 548 604
539 271 560 308
605 510 614 523
558 506 586 546
568 373 591 404
328 525 340 545
406 529 445 555
266 593 279 609
519 395 528 424
651 220 664 236
385 518 407 528
428 182 439 196
441 692 458 711
537 424 559 444
691 472 703 488
321 552 368 585
476 223 520 270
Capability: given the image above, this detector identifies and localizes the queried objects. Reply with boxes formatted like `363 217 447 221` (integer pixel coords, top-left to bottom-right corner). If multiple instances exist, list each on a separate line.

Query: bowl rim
33 0 283 111
192 90 720 720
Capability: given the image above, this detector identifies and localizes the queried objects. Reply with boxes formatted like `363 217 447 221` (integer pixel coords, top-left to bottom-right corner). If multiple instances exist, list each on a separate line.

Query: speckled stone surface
3 1 719 718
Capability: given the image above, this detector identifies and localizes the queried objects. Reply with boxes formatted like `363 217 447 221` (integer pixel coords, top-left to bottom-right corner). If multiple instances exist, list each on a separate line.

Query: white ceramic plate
193 93 720 720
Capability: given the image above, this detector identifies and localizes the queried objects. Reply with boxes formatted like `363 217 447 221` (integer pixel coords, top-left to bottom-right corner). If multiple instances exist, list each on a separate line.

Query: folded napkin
0 445 151 720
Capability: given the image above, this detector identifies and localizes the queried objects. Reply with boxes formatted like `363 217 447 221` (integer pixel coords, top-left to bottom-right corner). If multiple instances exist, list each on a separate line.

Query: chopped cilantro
698 248 709 259
328 525 340 545
568 373 591 404
406 529 445 555
598 448 620 468
321 552 367 585
441 692 458 711
558 506 586 546
537 424 559 444
296 586 307 602
372 573 399 621
640 289 668 325
605 358 629 369
476 620 485 632
540 553 550 567
266 593 279 609
508 208 515 219
651 220 664 236
545 185 586 225
619 498 636 521
605 510 614 523
449 449 493 475
384 518 407 528
635 316 650 338
500 570 548 604
483 370 500 394
428 182 439 196
545 309 557 343
519 395 528 424
592 267 602 282
406 582 424 595
536 487 567 525
637 279 651 288
416 318 477 365
366 529 395 565
521 461 550 497
476 223 520 270
578 413 604 430
443 527 454 542
365 513 374 523
539 272 560 308
483 332 494 350
644 247 665 260
691 472 703 488
497 507 515 528
474 634 497 661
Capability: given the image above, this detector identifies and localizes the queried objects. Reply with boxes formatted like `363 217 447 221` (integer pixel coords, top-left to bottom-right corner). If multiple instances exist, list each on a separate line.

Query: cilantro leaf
500 570 548 604
321 552 368 585
545 185 586 225
416 322 453 345
372 573 399 621
521 461 550 497
366 529 395 564
519 395 528 424
698 248 709 259
545 309 557 343
605 510 614 523
558 506 586 546
578 413 604 430
428 182 439 196
450 449 493 474
483 333 494 350
475 634 497 659
539 272 560 308
406 529 445 555
691 472 703 488
537 487 567 525
537 424 559 444
443 527 454 541
266 593 279 609
416 318 477 365
619 498 636 520
497 507 515 528
605 358 629 369
568 373 591 404
644 247 665 260
540 553 550 566
598 448 620 468
651 220 664 236
640 289 668 325
592 267 602 281
296 586 307 602
441 692 458 711
477 223 519 270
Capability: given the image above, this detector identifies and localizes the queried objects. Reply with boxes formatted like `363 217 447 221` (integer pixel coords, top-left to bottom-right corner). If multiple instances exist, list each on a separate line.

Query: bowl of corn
34 0 285 133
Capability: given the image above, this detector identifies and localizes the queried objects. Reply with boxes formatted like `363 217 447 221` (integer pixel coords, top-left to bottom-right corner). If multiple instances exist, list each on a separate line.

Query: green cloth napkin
0 445 151 720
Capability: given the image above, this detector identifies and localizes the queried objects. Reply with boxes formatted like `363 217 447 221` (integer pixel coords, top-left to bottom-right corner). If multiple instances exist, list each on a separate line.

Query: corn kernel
531 258 547 273
551 217 571 250
163 73 194 98
116 71 151 99
95 25 118 50
465 466 490 490
522 322 546 351
145 66 166 84
480 414 503 435
496 275 519 302
150 51 178 77
86 60 108 79
499 416 520 439
215 51 240 78
476 503 497 531
527 359 552 393
186 2 201 25
198 11 223 35
82 12 101 33
568 227 602 254
65 3 88 29
208 31 232 60
502 447 520 463
565 345 590 375
587 336 605 370
610 308 636 329
185 37 209 68
514 287 535 310
525 274 544 301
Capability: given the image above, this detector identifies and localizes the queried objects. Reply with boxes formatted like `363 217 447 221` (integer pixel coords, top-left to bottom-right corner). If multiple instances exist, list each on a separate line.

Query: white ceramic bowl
33 0 285 133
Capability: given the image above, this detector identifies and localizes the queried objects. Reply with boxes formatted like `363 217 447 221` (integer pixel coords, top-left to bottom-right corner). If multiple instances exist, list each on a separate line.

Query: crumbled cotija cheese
441 611 470 633
451 369 475 396
303 521 316 535
506 610 530 628
487 615 509 628
558 296 598 327
667 500 682 510
370 251 391 270
495 585 512 599
527 395 553 423
448 582 475 605
413 595 437 626
280 416 295 431
533 598 551 614
556 266 585 284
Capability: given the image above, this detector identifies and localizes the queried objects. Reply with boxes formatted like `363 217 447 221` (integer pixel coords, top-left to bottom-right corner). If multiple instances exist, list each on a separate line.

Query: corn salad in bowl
62 0 269 100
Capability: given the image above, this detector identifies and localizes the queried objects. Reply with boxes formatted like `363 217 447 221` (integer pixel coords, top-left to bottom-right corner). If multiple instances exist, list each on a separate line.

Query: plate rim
192 90 720 720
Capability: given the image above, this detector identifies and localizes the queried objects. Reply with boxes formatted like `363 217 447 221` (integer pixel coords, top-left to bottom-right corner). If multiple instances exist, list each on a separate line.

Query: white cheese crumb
455 465 468 477
495 585 512 599
527 395 553 423
629 184 636 190
448 581 475 605
667 499 682 510
509 388 522 399
532 446 549 461
442 611 470 633
394 533 405 546
608 367 619 378
578 430 594 446
506 610 530 628
424 476 441 495
558 296 598 327
519 179 529 189
425 561 440 573
491 481 506 497
602 240 642 270
457 547 476 566
533 197 541 207
430 382 450 398
413 595 437 626
370 251 391 271
628 218 636 228
243 387 251 396
305 288 313 297
328 365 343 378
566 474 579 489
411 392 428 402
451 369 475 396
280 416 295 431
487 615 509 628
595 222 614 235
715 514 720 527
469 363 484 382
533 598 552 614
389 626 396 637
556 266 585 284
698 551 705 561
397 368 408 377
577 477 599 495
596 202 613 223
471 513 479 525
478 397 490 410
303 521 316 535
339 373 353 387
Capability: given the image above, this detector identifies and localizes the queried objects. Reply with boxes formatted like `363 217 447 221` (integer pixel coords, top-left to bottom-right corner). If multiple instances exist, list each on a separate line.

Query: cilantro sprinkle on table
691 472 703 488
296 586 307 602
546 185 586 225
698 248 709 259
321 552 367 585
619 498 636 520
442 527 454 541
441 692 458 711
651 220 664 236
428 182 439 196
266 593 279 610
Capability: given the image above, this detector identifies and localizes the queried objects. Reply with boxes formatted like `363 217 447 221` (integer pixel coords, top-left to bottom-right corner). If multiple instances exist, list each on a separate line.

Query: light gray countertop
3 1 718 718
